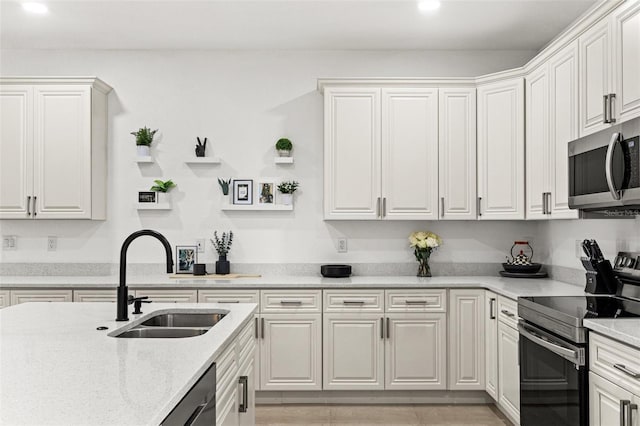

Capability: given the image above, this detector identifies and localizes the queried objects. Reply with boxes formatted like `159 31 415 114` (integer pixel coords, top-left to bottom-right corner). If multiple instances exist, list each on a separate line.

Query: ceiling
0 0 598 50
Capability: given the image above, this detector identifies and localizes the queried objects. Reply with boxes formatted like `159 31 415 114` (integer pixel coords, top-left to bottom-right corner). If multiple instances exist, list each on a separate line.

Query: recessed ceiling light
418 0 441 13
22 2 48 14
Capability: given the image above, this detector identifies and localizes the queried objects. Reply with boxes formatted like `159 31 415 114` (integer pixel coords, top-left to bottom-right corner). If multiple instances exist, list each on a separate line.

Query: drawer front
11 290 73 305
324 290 384 313
73 290 116 303
590 332 640 396
497 295 518 328
261 290 321 313
385 289 446 312
198 289 259 304
133 290 197 303
0 290 11 308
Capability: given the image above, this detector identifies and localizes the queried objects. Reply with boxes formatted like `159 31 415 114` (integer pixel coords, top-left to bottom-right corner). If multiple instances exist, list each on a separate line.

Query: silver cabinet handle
604 94 610 124
542 193 547 215
280 300 303 306
343 300 365 305
605 132 622 200
382 197 387 218
376 197 381 218
630 403 638 426
238 376 249 413
609 93 617 123
501 309 515 318
478 197 482 217
255 317 259 339
547 192 552 215
489 298 496 319
621 400 630 426
261 317 265 339
614 363 640 379
405 300 428 305
380 317 384 339
26 196 31 216
32 196 37 217
219 300 240 303
386 317 390 339
441 197 445 217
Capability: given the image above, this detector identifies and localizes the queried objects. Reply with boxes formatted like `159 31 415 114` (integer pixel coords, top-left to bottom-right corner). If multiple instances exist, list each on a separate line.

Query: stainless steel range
517 247 640 426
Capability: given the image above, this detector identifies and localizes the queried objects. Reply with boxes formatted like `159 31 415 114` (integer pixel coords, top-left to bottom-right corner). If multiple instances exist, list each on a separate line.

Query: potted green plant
131 126 158 157
217 178 231 196
150 179 176 205
277 180 299 205
275 138 293 157
210 231 233 275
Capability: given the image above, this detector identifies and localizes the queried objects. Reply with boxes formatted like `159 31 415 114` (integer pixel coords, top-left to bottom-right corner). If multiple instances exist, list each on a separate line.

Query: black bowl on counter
501 263 543 274
321 264 352 278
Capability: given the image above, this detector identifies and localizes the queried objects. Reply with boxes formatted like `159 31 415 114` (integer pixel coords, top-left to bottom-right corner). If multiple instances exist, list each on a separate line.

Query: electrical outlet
48 236 57 251
337 238 348 253
2 236 17 251
196 239 205 253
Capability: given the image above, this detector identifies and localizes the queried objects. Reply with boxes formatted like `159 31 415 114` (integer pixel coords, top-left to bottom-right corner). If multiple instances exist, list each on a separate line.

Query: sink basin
141 313 226 328
115 327 209 339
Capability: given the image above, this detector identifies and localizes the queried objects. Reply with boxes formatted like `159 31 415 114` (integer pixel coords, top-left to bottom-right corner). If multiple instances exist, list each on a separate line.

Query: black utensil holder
584 259 618 295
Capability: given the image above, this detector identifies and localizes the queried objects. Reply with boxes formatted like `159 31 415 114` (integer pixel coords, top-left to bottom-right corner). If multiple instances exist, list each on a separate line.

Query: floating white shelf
221 203 293 211
136 203 172 210
135 156 154 163
185 157 221 165
274 157 294 164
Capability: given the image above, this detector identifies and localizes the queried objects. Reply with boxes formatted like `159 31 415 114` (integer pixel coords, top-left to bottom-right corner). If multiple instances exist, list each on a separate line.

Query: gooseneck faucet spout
117 230 173 321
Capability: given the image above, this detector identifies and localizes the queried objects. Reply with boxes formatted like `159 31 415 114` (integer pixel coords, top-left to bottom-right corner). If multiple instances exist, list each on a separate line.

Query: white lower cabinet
0 290 11 308
259 314 322 390
485 291 499 400
323 313 385 390
385 313 446 390
449 289 485 390
73 289 116 302
497 321 520 425
10 289 73 305
133 289 198 303
589 372 638 426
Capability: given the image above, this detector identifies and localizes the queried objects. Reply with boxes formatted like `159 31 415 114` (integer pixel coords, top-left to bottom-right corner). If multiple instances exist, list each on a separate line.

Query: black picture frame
233 179 253 205
138 191 157 203
176 245 198 274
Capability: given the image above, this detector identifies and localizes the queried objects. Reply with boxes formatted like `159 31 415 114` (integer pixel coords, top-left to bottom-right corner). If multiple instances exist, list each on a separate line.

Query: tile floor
255 404 512 426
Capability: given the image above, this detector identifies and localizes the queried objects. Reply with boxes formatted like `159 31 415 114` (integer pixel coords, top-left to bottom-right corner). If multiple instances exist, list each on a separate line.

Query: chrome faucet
117 230 173 321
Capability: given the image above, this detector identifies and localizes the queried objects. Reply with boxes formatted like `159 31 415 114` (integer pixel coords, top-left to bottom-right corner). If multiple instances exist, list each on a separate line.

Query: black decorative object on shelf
218 178 231 196
193 263 207 276
195 137 207 157
211 231 233 275
216 255 231 275
321 264 352 278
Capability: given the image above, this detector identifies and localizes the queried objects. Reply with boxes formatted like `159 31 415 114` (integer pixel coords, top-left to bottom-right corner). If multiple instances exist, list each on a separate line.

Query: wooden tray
169 274 262 279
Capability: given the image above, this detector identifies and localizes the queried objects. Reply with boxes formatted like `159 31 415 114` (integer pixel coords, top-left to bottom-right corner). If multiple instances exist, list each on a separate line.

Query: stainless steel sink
141 313 226 328
116 327 209 339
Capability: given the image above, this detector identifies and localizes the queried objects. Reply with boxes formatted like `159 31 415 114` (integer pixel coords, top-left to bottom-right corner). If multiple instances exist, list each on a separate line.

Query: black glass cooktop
520 295 640 321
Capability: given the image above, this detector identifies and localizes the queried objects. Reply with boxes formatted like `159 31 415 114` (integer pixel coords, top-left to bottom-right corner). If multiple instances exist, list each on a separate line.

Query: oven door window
570 144 627 197
519 335 587 426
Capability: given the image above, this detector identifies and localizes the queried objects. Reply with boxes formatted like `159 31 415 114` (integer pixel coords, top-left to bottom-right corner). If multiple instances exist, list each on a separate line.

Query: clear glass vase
415 250 432 277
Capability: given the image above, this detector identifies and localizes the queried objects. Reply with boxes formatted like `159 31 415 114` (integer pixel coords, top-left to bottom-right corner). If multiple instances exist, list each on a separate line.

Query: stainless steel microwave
569 117 640 211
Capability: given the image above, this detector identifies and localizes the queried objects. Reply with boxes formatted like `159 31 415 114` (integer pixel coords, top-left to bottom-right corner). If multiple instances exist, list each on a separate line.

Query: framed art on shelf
257 180 275 205
176 245 197 274
233 179 253 205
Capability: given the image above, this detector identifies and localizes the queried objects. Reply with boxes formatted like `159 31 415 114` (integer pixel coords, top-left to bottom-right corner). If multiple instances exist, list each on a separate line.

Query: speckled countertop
0 302 257 426
0 274 587 300
584 318 640 349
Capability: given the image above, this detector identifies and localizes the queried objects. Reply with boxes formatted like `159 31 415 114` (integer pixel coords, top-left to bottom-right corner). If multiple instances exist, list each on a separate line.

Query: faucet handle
128 296 151 315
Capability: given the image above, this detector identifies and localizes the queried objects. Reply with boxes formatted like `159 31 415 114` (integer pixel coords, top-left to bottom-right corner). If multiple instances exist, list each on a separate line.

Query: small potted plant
211 231 233 275
131 126 158 157
275 138 293 157
150 179 176 205
277 180 299 206
217 178 231 196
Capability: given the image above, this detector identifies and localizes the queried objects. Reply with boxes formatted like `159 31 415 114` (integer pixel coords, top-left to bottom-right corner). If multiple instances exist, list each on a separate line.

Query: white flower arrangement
409 231 442 251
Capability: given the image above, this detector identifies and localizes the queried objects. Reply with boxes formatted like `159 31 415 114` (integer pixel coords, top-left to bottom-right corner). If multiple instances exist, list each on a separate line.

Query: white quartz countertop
0 274 585 300
584 318 640 349
0 302 257 426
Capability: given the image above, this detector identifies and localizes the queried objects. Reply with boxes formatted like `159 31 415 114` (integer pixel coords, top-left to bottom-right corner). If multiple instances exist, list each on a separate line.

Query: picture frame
256 180 275 205
176 245 197 274
233 179 253 205
138 191 157 203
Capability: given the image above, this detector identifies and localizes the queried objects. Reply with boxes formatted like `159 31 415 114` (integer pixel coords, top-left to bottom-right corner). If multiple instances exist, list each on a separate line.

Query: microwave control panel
624 136 640 189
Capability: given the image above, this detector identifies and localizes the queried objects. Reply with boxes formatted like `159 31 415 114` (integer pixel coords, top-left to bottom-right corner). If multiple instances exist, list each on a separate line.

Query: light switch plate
48 236 57 251
196 239 205 253
337 238 348 253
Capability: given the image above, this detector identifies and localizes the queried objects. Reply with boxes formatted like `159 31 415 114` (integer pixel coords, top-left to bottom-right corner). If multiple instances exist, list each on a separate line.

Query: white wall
0 49 544 265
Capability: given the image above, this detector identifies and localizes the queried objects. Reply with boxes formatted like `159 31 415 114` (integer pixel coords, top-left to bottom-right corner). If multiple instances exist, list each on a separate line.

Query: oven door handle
605 132 622 201
518 322 581 364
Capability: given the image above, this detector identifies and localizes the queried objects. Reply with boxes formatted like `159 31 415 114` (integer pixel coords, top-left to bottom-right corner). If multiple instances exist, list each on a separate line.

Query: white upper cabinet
579 18 613 136
548 41 580 219
0 85 33 218
439 88 477 220
0 78 111 220
381 88 438 220
324 87 381 220
613 0 640 123
477 77 525 220
525 64 550 220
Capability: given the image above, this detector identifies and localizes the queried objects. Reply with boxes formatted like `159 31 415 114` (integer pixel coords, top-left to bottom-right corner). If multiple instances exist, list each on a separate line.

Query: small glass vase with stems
409 231 442 278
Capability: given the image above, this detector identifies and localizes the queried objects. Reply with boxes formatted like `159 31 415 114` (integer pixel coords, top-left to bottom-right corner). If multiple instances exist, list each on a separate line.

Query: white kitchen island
0 302 257 426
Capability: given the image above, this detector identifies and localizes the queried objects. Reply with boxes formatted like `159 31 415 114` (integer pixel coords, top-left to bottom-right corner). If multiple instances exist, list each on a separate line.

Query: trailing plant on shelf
210 231 234 275
217 178 231 196
150 179 176 192
131 127 158 146
275 138 293 157
277 180 299 206
409 231 442 278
